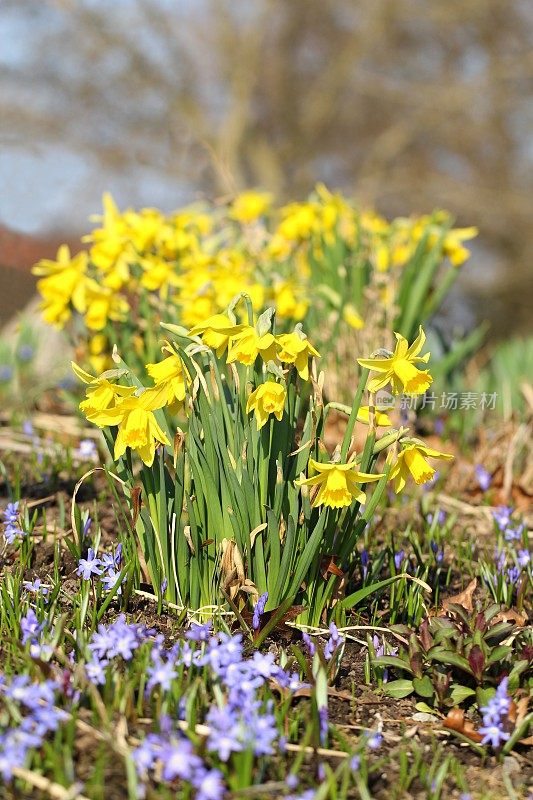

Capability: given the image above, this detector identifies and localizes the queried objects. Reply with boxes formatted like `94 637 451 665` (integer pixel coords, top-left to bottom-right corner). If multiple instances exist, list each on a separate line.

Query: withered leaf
441 578 477 614
492 607 528 627
442 707 483 743
131 485 142 528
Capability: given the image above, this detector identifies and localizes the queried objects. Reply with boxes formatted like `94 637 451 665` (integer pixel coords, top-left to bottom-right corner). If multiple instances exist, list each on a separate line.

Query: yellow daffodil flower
357 327 432 395
356 406 392 427
72 362 137 423
146 349 190 410
88 388 170 466
140 256 180 296
296 459 383 508
272 281 308 321
229 190 273 224
442 226 478 266
246 381 286 430
83 280 130 331
277 202 320 242
389 442 453 493
276 332 320 381
343 304 364 330
33 245 88 328
227 326 278 367
88 335 111 374
188 314 245 357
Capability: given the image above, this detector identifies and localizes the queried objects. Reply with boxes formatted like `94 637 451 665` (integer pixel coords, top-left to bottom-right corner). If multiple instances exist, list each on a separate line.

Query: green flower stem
340 368 369 461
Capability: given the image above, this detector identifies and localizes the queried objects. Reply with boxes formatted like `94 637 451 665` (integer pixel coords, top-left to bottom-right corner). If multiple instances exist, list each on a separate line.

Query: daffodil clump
75 300 452 624
33 188 477 388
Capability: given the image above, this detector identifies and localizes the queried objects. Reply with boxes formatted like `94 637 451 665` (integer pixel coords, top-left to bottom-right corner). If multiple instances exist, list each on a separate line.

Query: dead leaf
492 608 528 627
442 707 483 743
509 696 530 726
320 555 345 580
441 578 477 614
131 485 142 528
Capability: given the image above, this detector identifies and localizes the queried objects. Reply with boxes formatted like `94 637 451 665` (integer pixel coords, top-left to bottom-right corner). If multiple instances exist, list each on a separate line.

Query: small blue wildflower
22 420 34 436
475 465 492 492
366 731 383 750
492 506 513 531
361 549 369 579
427 510 446 526
3 502 19 524
505 523 524 543
252 591 269 631
17 345 34 362
194 768 225 800
146 654 178 694
286 774 299 790
430 540 444 563
479 676 511 749
186 620 212 641
506 566 520 585
77 548 102 580
350 754 360 770
394 550 405 570
78 438 97 459
23 578 48 596
302 632 316 656
318 706 328 745
324 622 344 660
20 609 45 646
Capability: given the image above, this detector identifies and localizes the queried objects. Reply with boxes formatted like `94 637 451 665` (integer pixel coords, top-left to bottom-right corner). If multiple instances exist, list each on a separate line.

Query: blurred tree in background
0 0 532 335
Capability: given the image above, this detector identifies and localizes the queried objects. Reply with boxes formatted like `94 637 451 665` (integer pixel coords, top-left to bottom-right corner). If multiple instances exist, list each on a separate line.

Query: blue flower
77 548 102 580
492 506 513 531
20 609 45 646
252 591 269 630
475 465 492 492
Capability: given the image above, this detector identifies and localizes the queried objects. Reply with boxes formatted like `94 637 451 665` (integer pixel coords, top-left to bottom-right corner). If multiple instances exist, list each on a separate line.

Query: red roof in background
0 224 84 272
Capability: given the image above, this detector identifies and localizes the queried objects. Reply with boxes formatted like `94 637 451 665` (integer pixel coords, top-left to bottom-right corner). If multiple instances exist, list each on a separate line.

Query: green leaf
476 686 495 709
449 684 476 705
384 679 414 699
373 655 413 675
507 659 529 692
412 675 434 698
340 574 413 610
427 647 473 675
415 702 439 716
486 645 512 665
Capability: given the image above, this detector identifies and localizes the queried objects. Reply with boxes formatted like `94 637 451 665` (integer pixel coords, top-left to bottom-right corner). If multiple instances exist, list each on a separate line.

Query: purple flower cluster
20 608 52 659
2 501 25 545
86 614 148 685
324 622 345 660
491 540 531 597
492 506 525 542
131 625 310 796
478 677 511 749
132 732 224 800
0 675 67 781
77 543 125 595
